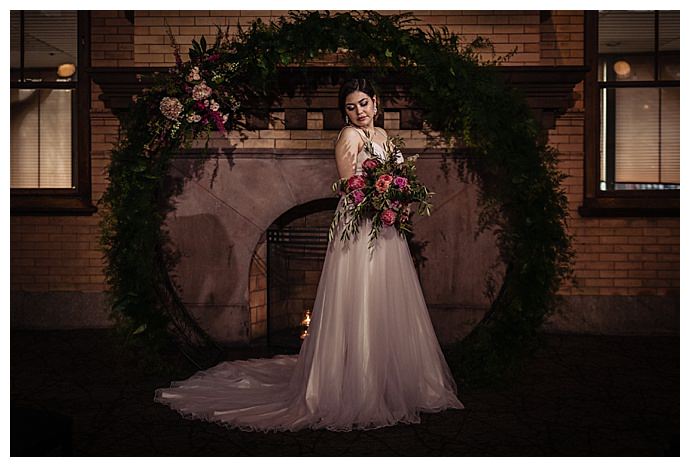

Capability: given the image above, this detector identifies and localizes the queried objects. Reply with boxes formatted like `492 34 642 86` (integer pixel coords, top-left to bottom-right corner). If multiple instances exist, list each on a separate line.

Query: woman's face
344 90 377 128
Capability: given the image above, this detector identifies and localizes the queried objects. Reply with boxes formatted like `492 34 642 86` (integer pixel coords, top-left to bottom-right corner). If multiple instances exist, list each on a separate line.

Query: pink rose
361 158 380 171
351 189 365 205
393 176 408 189
380 209 397 226
347 175 366 192
375 174 393 193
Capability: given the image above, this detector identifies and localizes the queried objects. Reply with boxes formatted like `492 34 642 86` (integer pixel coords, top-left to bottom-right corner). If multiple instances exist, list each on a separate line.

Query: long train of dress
154 138 464 433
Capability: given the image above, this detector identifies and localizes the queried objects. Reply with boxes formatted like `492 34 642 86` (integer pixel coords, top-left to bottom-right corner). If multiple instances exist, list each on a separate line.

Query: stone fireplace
165 139 503 347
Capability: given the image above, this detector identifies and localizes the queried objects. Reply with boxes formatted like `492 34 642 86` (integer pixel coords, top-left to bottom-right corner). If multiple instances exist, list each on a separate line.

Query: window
581 11 679 216
10 11 94 214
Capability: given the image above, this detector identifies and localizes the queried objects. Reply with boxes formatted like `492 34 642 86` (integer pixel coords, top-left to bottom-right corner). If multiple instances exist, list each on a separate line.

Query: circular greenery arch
101 11 575 383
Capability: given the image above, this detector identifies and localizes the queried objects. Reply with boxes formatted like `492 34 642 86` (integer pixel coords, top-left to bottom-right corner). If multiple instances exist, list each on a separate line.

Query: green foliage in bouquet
328 135 433 249
101 10 575 382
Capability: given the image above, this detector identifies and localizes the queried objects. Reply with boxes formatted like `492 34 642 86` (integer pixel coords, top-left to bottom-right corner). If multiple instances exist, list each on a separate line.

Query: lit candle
300 310 312 340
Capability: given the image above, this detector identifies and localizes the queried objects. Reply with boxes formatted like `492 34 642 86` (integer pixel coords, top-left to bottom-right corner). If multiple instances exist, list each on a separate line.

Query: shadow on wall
166 213 239 307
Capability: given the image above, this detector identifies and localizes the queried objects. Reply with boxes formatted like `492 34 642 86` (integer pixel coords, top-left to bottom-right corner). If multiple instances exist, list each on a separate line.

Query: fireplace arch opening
248 198 338 348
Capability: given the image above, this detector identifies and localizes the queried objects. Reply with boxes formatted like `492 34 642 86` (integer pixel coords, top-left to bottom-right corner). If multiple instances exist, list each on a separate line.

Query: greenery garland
100 10 575 383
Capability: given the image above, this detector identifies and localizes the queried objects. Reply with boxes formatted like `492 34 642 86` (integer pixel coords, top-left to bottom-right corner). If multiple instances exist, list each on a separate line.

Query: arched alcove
164 149 340 345
263 198 338 348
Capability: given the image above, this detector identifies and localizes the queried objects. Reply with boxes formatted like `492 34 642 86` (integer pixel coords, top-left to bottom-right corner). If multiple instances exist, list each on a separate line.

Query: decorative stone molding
91 66 586 131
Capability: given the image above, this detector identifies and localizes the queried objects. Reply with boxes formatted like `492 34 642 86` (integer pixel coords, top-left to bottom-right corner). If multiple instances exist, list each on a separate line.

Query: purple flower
351 190 365 205
393 176 408 189
210 110 227 134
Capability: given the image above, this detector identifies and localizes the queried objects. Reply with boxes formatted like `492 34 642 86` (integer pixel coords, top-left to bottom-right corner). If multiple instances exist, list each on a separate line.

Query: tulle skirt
154 202 464 432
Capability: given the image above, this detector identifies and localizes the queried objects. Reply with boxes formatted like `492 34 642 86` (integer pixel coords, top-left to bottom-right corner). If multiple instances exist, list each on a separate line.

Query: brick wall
10 10 679 332
10 216 104 293
131 11 548 67
540 10 584 66
91 11 134 67
547 95 680 297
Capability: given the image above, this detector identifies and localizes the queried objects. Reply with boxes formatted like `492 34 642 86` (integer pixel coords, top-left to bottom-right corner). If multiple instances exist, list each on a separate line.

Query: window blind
10 88 73 188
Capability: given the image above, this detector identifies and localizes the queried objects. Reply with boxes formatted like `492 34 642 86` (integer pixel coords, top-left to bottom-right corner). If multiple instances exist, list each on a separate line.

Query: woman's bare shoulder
336 125 364 144
375 127 389 138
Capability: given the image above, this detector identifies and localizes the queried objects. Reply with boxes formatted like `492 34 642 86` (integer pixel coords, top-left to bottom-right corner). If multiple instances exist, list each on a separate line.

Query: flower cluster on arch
140 34 241 148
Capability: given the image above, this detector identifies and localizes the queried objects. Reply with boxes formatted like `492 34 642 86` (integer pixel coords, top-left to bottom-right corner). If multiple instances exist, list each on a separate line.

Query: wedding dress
154 127 464 432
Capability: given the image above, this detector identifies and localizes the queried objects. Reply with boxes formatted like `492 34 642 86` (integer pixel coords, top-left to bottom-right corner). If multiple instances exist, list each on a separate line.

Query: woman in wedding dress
154 78 464 432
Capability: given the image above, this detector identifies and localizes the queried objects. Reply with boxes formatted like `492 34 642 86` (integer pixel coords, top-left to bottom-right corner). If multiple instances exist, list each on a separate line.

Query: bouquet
329 136 433 249
141 32 242 150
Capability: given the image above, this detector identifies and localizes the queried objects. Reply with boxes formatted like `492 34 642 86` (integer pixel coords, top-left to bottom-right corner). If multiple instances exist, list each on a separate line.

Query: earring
345 115 350 125
374 106 378 116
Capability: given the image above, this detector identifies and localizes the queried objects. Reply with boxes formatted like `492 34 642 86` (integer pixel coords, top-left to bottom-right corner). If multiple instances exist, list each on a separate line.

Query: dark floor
10 329 679 456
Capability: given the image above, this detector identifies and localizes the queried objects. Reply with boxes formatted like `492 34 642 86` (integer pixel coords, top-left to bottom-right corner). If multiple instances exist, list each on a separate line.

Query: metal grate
267 227 329 260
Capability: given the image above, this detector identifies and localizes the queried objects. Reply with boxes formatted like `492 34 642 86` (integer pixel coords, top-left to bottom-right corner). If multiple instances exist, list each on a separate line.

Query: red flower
361 158 380 171
347 175 366 192
380 209 397 226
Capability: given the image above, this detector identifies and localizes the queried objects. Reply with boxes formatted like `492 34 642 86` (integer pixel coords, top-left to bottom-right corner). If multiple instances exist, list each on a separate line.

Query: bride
154 78 464 432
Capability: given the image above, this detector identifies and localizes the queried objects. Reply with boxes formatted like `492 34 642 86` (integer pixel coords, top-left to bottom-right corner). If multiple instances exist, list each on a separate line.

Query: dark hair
338 78 378 120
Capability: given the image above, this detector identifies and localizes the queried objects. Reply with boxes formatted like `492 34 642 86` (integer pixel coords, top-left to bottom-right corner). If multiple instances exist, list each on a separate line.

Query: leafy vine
100 11 575 383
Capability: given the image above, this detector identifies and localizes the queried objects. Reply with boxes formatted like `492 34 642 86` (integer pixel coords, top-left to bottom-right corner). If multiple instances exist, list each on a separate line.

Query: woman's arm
334 127 362 179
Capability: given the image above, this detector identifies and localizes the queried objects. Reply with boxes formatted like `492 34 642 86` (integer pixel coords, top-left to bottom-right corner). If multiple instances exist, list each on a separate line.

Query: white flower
186 113 202 123
159 97 183 120
187 66 201 82
192 82 212 100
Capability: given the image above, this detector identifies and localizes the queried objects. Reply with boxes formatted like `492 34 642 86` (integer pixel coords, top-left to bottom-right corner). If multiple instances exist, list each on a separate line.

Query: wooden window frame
10 11 95 216
580 10 679 217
